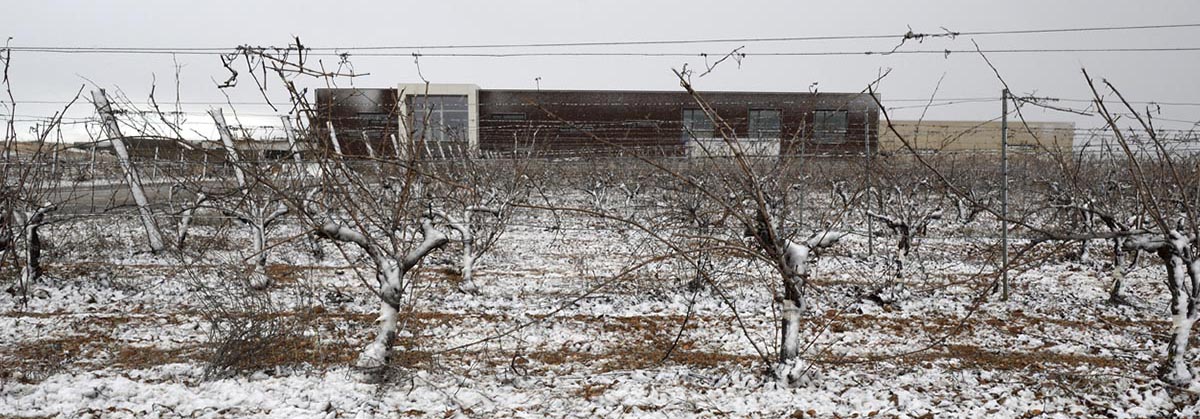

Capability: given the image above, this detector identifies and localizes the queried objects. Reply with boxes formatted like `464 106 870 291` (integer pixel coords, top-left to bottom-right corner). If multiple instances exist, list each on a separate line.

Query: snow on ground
1 213 1198 418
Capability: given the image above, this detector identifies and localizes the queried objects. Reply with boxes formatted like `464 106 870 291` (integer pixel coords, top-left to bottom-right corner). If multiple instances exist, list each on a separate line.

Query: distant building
88 136 300 162
314 84 881 158
878 120 1074 154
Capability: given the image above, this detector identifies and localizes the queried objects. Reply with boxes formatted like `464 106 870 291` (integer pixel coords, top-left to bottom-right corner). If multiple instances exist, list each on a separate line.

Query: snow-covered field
1 211 1198 418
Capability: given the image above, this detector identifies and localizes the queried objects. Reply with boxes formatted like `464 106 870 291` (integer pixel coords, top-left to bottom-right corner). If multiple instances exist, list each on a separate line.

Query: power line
6 23 1200 52
6 47 1200 57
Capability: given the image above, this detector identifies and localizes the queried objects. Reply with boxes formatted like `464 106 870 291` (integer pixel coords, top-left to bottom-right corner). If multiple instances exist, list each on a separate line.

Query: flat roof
316 87 869 96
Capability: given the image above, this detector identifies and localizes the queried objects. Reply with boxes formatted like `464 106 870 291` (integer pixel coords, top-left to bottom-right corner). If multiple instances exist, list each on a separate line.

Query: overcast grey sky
2 0 1199 140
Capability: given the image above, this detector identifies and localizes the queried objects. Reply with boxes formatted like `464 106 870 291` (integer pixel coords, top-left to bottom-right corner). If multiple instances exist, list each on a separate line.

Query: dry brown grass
0 334 107 384
574 381 617 401
910 344 1124 371
0 328 203 384
264 264 306 284
110 344 203 368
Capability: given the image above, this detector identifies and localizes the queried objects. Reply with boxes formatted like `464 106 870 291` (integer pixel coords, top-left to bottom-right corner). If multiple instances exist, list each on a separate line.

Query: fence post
864 111 874 258
1001 89 1010 301
209 109 246 189
327 121 344 156
92 89 165 253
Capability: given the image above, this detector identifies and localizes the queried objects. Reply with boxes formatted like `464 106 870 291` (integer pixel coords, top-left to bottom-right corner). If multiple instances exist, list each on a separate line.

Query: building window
682 109 714 140
409 95 469 142
813 110 848 144
749 109 781 139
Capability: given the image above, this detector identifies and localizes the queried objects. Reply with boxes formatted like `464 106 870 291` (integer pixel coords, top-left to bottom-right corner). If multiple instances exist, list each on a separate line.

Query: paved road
45 179 233 214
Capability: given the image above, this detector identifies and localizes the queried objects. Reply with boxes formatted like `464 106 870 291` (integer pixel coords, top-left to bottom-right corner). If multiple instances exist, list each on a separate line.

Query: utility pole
1001 89 1010 301
92 89 165 253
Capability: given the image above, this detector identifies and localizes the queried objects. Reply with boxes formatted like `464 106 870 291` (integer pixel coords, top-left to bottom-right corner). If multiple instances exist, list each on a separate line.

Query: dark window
408 95 469 142
682 109 714 140
813 110 848 144
749 109 781 139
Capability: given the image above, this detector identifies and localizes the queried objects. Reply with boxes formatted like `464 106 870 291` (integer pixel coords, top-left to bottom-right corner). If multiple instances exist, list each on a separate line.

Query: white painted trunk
459 210 478 293
779 240 812 366
774 232 845 374
1164 253 1198 384
356 258 404 379
1165 314 1196 385
460 253 478 294
92 90 164 253
356 300 399 377
248 222 270 290
316 219 447 380
779 297 802 362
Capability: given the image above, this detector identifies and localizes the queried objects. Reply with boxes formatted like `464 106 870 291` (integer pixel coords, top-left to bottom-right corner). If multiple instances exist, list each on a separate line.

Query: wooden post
390 134 403 160
92 89 164 253
362 132 377 159
864 111 874 258
1001 89 1010 301
327 121 343 156
209 109 246 189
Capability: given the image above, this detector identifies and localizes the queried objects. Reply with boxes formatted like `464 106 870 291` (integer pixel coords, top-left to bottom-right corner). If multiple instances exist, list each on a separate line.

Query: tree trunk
894 230 911 280
356 260 404 380
779 291 803 363
459 253 479 294
458 210 479 294
315 220 447 382
176 193 205 250
92 89 164 253
248 222 270 290
776 240 812 384
1108 238 1132 306
1164 314 1196 385
775 268 811 386
1161 252 1197 385
21 220 42 285
356 300 400 382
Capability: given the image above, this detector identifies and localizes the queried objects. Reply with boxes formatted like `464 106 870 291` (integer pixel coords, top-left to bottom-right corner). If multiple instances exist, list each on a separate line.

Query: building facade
314 84 881 158
878 120 1074 154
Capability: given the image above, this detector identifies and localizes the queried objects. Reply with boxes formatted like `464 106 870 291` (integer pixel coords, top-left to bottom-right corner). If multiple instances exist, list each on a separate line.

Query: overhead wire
5 47 1200 57
6 22 1200 52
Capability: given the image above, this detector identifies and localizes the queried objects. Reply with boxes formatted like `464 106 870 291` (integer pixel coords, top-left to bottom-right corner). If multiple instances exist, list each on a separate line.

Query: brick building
314 84 881 158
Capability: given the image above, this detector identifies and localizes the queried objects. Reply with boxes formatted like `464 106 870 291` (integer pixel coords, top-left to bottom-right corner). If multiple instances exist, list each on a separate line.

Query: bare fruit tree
1083 70 1200 384
429 158 528 294
208 108 293 289
521 70 863 385
866 178 943 281
1 72 85 303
